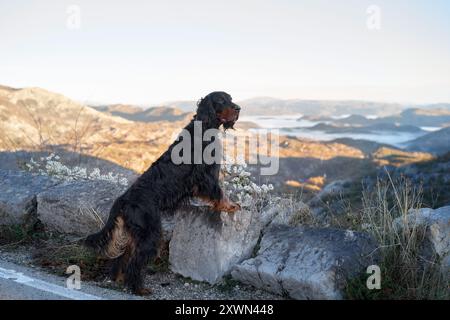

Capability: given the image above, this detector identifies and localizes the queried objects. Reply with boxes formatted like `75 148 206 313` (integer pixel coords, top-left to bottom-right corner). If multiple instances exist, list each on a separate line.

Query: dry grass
345 173 449 299
32 241 109 281
283 196 317 227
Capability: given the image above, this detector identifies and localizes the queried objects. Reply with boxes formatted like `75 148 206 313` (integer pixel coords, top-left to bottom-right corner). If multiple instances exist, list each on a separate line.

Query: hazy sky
1 0 450 105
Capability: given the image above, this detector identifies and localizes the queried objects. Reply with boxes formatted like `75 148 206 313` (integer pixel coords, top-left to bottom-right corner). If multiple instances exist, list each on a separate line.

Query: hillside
406 127 450 155
93 104 194 122
332 108 450 127
238 98 405 117
0 85 181 172
93 104 143 115
307 123 424 134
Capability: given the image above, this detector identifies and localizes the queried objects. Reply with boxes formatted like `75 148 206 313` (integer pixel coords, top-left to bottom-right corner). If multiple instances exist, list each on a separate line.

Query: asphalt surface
0 259 141 300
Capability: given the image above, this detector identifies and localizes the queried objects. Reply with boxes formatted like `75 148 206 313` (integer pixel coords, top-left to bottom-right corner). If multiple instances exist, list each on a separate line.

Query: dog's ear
196 96 216 125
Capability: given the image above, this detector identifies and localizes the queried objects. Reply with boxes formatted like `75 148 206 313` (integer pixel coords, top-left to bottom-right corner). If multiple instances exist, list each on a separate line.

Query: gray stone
36 180 126 235
394 206 450 270
168 199 299 284
0 170 59 224
161 213 176 243
231 224 379 300
308 179 352 207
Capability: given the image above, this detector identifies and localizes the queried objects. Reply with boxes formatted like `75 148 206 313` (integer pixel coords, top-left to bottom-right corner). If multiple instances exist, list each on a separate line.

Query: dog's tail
84 199 130 259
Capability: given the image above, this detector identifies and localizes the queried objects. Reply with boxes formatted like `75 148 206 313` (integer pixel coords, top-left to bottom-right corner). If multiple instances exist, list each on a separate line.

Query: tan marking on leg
115 270 125 284
214 197 241 213
195 195 241 213
104 216 131 259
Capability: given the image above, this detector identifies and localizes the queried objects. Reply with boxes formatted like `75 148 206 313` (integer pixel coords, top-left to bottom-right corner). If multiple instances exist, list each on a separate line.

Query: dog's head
196 91 240 129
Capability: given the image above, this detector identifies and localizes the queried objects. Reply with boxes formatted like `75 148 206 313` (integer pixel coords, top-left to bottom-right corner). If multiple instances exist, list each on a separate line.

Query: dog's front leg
211 190 241 213
193 185 241 213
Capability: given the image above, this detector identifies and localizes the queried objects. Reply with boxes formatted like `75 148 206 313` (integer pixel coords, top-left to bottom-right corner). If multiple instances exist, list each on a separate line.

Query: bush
25 153 128 186
221 155 274 208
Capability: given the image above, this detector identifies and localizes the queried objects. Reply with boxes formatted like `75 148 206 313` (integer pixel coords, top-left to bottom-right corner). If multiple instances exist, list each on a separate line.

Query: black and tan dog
85 92 241 294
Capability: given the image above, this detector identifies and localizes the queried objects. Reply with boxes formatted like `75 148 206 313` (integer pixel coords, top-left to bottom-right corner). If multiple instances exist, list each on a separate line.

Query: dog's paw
212 197 241 213
113 272 125 285
224 201 241 213
135 287 152 296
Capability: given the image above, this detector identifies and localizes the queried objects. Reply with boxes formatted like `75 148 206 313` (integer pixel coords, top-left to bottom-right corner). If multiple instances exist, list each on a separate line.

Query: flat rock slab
231 224 379 300
0 170 59 224
36 180 126 235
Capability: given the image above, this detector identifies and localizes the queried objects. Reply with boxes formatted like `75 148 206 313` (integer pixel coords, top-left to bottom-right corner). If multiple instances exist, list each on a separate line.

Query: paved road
0 259 141 300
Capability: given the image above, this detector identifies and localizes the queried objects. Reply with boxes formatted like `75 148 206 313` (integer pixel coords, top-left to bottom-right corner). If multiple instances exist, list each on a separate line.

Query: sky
1 0 450 105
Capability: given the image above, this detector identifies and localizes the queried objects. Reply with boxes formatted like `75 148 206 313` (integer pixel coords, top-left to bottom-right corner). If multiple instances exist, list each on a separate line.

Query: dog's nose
233 104 241 111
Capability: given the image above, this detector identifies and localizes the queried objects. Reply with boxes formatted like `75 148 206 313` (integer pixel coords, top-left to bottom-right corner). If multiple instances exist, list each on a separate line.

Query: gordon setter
85 91 241 295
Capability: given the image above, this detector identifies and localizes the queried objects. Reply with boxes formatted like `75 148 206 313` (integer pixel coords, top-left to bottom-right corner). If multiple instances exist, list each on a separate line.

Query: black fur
84 91 240 294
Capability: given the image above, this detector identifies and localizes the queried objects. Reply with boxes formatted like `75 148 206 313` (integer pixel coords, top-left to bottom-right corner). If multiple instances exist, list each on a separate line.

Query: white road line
0 266 102 300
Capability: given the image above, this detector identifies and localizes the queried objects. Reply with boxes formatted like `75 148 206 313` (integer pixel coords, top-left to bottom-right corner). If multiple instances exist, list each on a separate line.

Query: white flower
24 153 128 187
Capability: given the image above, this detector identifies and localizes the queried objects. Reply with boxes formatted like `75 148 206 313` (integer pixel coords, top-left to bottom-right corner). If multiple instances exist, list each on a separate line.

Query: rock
264 198 311 227
36 180 126 235
161 213 177 243
309 179 352 207
168 199 300 284
0 170 59 224
231 224 379 300
394 206 450 270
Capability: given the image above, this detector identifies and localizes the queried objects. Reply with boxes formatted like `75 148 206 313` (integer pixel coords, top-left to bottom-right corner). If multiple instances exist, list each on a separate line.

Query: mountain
0 86 129 148
237 97 450 119
307 123 424 134
384 108 450 127
406 127 450 155
162 100 197 112
238 98 405 117
0 85 181 172
93 104 193 122
332 108 450 128
94 104 143 115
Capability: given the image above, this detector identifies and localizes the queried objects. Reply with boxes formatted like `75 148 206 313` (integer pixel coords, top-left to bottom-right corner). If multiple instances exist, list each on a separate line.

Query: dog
84 91 241 295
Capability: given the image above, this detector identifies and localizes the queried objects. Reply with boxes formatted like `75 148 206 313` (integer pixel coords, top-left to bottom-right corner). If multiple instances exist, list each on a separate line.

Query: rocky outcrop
0 170 59 224
394 206 450 270
36 180 126 235
168 199 301 284
0 169 177 239
231 224 379 300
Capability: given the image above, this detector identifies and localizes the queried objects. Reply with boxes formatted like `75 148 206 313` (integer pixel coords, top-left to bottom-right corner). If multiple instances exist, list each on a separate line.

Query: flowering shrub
221 155 274 207
25 153 129 187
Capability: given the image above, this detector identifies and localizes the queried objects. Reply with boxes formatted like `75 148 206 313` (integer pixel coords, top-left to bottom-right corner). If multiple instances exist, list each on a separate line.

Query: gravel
0 246 282 300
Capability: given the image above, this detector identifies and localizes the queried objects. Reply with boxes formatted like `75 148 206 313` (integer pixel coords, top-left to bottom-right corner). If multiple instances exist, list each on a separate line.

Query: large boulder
168 199 303 284
394 206 450 270
36 180 126 235
0 170 59 224
231 224 379 300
